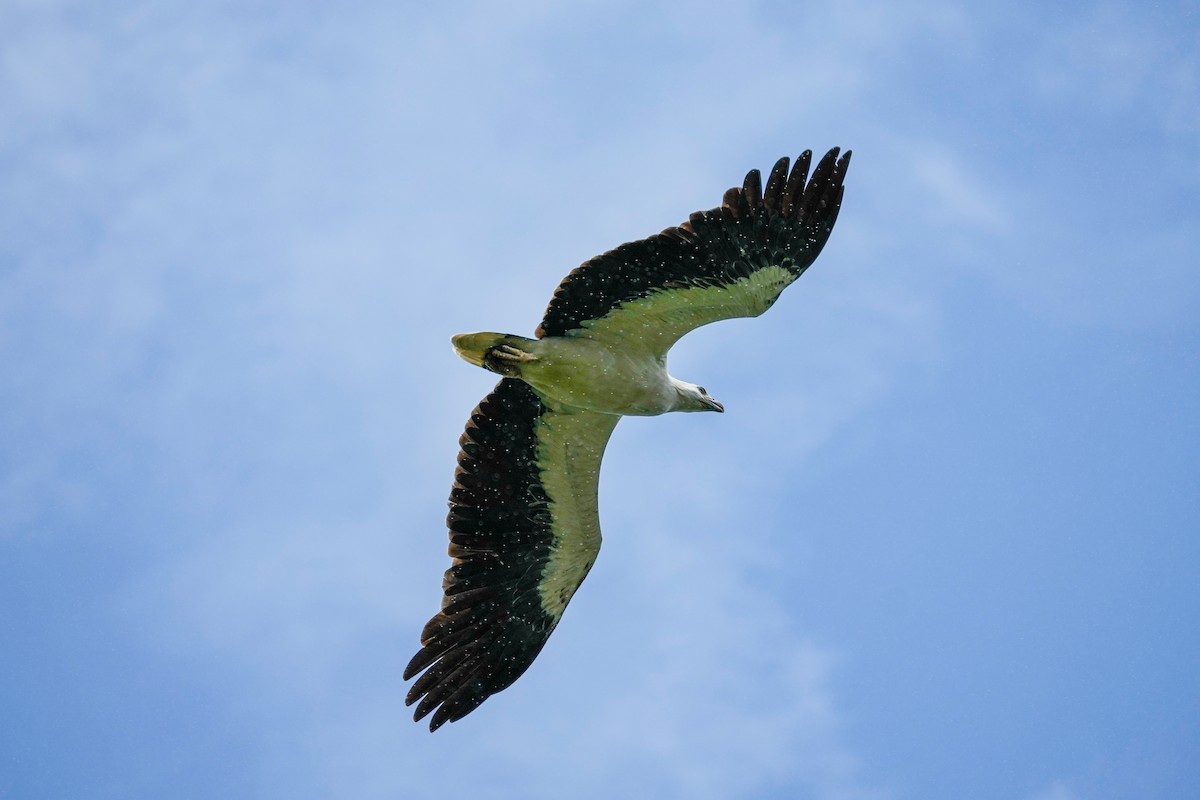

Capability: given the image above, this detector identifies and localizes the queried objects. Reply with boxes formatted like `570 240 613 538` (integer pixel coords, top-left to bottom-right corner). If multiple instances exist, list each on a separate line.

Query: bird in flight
406 148 852 731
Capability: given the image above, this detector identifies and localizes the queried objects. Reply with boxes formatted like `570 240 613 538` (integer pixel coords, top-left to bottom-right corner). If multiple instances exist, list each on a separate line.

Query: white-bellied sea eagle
406 148 852 730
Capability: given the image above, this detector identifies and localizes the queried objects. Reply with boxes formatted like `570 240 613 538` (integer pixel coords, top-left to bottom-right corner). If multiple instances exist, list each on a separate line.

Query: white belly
519 336 675 416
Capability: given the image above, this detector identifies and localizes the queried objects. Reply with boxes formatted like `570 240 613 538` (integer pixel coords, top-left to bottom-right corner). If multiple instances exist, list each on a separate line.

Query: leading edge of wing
536 148 851 342
404 378 618 731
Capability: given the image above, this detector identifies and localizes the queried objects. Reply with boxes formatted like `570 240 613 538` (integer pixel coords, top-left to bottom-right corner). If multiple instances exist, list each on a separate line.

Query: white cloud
1028 779 1078 800
910 149 1011 235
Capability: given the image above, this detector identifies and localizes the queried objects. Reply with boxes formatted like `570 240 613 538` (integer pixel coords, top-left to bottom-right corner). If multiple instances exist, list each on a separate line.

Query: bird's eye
698 386 707 395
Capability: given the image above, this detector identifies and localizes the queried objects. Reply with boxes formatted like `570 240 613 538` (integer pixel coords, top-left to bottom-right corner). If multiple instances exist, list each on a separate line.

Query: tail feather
451 332 537 377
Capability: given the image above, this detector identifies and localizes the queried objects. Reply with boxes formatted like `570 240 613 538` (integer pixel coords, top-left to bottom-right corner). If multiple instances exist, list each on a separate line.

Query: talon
493 345 537 363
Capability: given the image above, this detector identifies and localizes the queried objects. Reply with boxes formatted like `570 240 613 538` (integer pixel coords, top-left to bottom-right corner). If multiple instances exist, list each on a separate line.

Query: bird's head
672 380 725 413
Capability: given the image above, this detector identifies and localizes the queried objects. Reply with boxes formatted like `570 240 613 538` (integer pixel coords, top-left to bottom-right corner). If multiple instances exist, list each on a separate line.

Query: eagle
406 148 852 730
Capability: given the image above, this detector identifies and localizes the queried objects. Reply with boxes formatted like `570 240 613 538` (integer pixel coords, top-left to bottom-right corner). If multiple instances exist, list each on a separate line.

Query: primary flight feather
406 148 852 731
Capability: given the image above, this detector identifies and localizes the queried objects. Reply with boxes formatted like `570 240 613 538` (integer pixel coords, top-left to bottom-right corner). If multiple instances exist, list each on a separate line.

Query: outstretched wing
405 378 619 731
536 148 851 356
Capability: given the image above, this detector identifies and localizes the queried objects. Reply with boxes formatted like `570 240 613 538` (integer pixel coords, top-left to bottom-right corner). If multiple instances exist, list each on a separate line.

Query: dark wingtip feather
763 157 790 211
428 709 452 732
413 654 485 720
742 168 763 211
836 150 852 181
781 150 813 216
798 147 843 219
403 647 433 681
429 684 489 731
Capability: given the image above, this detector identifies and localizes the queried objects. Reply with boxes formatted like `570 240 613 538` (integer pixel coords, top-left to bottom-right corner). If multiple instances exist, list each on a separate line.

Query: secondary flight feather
406 148 852 730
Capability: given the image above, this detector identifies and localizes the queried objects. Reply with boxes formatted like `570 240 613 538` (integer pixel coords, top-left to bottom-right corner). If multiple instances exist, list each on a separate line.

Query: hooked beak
704 396 725 413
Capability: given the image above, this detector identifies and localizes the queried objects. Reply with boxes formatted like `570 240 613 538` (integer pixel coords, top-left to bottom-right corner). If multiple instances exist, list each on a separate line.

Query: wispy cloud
130 497 888 799
1028 779 1077 800
1032 4 1200 134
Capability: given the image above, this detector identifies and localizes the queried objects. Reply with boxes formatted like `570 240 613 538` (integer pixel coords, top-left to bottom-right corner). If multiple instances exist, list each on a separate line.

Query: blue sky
2 1 1197 798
